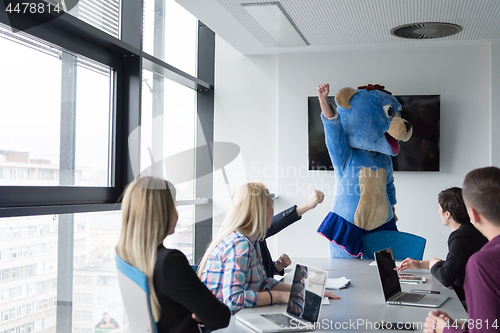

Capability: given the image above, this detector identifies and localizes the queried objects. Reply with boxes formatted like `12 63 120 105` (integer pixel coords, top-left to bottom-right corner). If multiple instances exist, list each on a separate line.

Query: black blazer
431 222 488 302
260 206 301 278
154 246 230 333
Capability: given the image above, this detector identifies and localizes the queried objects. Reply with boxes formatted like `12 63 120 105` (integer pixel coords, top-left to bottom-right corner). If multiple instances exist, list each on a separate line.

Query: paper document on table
325 277 351 290
322 297 330 305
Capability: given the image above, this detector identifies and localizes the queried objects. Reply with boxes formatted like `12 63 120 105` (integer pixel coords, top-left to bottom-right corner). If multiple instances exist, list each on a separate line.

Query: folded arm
161 250 231 329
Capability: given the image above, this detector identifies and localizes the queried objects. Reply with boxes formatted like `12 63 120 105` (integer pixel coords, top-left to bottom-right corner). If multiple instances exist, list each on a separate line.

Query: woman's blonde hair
115 177 176 322
197 182 271 278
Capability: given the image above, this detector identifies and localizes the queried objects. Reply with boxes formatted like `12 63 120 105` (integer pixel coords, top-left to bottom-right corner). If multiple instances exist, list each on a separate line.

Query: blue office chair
362 231 426 260
115 255 158 333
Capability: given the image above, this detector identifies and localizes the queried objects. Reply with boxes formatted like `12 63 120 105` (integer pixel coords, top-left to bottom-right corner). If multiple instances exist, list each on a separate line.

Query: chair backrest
362 231 426 260
115 255 158 333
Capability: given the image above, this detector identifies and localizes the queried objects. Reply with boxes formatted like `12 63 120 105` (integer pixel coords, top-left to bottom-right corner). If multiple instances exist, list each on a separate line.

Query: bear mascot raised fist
316 83 412 258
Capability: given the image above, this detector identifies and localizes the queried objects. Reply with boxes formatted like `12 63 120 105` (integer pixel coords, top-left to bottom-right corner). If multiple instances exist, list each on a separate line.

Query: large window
0 212 122 333
140 68 198 260
0 207 199 333
0 0 214 330
140 69 197 200
0 215 58 333
0 26 113 187
72 211 123 333
138 0 212 262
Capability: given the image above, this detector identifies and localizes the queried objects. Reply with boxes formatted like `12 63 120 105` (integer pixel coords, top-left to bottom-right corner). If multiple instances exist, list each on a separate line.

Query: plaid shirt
201 231 280 313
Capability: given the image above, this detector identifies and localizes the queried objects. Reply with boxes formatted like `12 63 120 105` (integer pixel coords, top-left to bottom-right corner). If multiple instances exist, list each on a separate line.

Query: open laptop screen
375 248 401 301
286 264 325 322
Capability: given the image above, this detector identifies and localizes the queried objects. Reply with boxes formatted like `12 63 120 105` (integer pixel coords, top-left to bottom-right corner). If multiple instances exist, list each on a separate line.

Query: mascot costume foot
316 84 413 258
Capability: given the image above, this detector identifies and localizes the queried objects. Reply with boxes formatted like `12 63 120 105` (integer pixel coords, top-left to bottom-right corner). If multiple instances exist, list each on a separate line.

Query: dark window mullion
117 0 143 188
120 0 143 49
194 21 215 264
56 214 74 332
59 51 78 186
56 51 78 332
150 0 165 179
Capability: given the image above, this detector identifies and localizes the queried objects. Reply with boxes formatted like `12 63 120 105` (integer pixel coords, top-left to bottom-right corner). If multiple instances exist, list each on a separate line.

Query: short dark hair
438 187 470 224
463 167 500 226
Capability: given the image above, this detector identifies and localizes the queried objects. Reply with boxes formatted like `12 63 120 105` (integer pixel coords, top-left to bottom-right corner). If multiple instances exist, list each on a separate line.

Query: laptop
235 264 327 332
374 248 449 308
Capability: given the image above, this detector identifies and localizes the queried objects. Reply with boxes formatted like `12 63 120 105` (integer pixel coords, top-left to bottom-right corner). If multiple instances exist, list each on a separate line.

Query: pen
410 289 441 294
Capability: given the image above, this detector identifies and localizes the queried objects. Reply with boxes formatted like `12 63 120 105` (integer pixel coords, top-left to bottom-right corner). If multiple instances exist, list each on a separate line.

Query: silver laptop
375 248 448 308
235 264 327 332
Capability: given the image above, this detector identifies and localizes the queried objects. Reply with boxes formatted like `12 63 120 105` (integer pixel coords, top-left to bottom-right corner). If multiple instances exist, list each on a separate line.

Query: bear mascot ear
335 87 358 109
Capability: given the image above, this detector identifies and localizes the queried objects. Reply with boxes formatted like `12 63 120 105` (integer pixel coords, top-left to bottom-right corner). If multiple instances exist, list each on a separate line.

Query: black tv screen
308 95 440 171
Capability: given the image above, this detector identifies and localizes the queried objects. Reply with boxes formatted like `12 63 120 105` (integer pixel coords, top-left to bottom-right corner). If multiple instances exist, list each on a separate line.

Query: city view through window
0 0 203 331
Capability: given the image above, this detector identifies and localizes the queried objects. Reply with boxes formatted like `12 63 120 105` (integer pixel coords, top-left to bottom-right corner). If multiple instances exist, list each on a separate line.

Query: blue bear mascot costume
316 83 412 258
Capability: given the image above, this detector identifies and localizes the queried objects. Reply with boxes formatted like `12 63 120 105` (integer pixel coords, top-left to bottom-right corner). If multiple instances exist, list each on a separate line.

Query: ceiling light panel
242 2 309 47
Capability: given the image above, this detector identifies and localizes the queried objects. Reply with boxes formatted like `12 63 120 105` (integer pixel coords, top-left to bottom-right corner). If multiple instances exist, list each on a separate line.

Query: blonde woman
116 177 230 333
198 183 339 314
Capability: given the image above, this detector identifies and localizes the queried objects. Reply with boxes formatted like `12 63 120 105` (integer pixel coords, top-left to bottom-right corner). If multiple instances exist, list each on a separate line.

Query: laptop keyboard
261 314 301 328
392 292 425 303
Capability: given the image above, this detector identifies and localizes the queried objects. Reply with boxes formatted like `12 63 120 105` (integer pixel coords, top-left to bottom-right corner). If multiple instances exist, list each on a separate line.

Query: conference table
217 257 467 332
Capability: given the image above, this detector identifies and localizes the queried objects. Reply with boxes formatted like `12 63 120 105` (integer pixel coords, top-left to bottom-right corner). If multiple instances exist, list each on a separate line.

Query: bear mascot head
335 84 412 155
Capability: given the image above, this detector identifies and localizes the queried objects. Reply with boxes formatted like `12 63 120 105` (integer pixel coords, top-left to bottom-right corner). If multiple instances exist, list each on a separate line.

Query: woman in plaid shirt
198 183 339 313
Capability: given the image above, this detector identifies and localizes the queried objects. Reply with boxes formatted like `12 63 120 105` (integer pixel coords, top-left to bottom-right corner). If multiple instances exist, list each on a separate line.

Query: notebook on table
375 248 449 308
235 264 327 332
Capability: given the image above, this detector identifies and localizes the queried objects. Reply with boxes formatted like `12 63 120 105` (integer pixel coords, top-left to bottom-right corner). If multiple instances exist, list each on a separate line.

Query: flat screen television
308 95 440 171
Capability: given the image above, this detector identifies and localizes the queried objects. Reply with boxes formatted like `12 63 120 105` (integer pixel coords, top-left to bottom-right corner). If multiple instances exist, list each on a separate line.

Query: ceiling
175 0 500 55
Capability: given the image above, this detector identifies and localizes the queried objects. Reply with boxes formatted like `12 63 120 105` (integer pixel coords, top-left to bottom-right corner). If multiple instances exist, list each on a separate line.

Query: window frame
0 1 215 331
0 0 215 219
0 3 126 216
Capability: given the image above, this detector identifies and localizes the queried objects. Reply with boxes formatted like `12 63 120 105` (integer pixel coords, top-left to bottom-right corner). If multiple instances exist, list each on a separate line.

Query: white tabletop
216 258 468 332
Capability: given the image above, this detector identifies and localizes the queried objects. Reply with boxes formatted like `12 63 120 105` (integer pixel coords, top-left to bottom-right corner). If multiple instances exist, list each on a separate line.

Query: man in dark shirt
397 187 487 305
424 167 500 333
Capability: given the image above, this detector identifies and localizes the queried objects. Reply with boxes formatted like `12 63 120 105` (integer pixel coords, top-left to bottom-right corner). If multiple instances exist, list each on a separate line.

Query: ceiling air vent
391 22 462 39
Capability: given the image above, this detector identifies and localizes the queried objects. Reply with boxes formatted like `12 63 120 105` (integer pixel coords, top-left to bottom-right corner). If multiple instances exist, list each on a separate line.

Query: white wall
214 40 492 261
213 36 278 229
276 44 491 260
